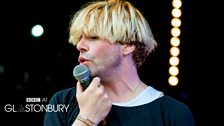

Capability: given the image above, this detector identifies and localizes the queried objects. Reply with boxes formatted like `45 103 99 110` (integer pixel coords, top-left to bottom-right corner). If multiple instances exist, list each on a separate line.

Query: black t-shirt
44 87 195 126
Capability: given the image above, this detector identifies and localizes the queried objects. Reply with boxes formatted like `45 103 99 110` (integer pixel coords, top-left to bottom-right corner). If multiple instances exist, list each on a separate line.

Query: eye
89 36 99 40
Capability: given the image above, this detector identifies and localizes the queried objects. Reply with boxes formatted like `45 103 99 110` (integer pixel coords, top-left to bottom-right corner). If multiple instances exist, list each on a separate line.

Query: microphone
73 64 91 90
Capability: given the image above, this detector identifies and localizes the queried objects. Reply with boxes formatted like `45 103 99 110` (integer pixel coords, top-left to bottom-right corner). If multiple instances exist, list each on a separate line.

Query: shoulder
160 96 187 106
48 87 76 104
52 87 76 97
157 96 195 125
157 96 191 112
44 87 78 126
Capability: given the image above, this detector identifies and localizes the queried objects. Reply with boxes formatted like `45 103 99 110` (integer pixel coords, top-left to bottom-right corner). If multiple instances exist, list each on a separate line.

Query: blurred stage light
0 65 4 74
31 24 44 38
169 0 182 86
170 37 180 46
168 76 179 86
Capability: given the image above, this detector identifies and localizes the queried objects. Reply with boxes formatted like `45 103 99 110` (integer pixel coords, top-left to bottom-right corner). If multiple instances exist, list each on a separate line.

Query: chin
89 70 95 77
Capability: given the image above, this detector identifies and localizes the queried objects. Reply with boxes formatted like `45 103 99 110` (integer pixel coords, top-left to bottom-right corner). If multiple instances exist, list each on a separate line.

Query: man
44 0 195 126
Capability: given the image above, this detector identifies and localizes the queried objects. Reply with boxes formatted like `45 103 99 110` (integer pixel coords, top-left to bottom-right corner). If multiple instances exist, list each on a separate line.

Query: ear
122 44 136 55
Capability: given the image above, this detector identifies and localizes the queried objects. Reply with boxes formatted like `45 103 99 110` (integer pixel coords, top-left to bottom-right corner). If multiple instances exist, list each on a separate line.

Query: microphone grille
73 64 90 81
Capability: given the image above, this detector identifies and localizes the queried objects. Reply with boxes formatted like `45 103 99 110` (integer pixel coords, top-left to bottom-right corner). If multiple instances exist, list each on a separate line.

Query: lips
78 56 90 64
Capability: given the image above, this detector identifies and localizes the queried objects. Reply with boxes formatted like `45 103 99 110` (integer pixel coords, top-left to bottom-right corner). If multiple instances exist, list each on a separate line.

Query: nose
76 37 89 52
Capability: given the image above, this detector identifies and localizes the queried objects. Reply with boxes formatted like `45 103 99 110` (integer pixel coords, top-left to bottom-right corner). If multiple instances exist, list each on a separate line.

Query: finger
88 77 101 89
76 81 83 97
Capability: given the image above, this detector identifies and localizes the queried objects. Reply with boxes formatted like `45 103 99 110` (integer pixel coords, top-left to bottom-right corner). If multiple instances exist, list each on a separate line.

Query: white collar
112 86 164 107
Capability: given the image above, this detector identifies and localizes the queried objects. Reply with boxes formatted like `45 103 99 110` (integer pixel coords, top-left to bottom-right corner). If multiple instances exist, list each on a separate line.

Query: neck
101 64 147 103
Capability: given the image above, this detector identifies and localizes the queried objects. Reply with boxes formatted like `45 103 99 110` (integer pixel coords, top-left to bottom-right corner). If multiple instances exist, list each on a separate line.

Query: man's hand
76 77 112 125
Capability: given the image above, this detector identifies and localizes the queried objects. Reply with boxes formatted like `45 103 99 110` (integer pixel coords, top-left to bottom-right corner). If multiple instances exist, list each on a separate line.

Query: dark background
0 0 222 125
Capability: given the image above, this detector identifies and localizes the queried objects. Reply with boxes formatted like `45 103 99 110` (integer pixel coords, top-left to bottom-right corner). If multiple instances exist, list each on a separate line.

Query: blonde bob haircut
69 0 157 67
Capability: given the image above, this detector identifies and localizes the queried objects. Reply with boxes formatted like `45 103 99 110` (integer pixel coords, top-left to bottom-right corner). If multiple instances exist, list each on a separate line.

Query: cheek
90 42 122 66
92 44 113 59
89 45 122 77
97 45 121 66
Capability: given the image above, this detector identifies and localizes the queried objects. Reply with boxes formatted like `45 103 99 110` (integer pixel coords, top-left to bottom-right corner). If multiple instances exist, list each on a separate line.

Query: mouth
78 56 90 64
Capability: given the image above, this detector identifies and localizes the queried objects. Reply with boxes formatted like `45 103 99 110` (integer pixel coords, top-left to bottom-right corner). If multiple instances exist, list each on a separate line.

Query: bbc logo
26 98 41 102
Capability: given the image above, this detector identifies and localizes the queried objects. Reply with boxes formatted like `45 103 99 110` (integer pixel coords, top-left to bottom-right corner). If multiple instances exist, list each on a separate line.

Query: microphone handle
79 78 91 90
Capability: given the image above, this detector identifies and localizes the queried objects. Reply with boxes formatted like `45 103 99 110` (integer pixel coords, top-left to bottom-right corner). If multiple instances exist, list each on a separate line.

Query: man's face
76 36 122 78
